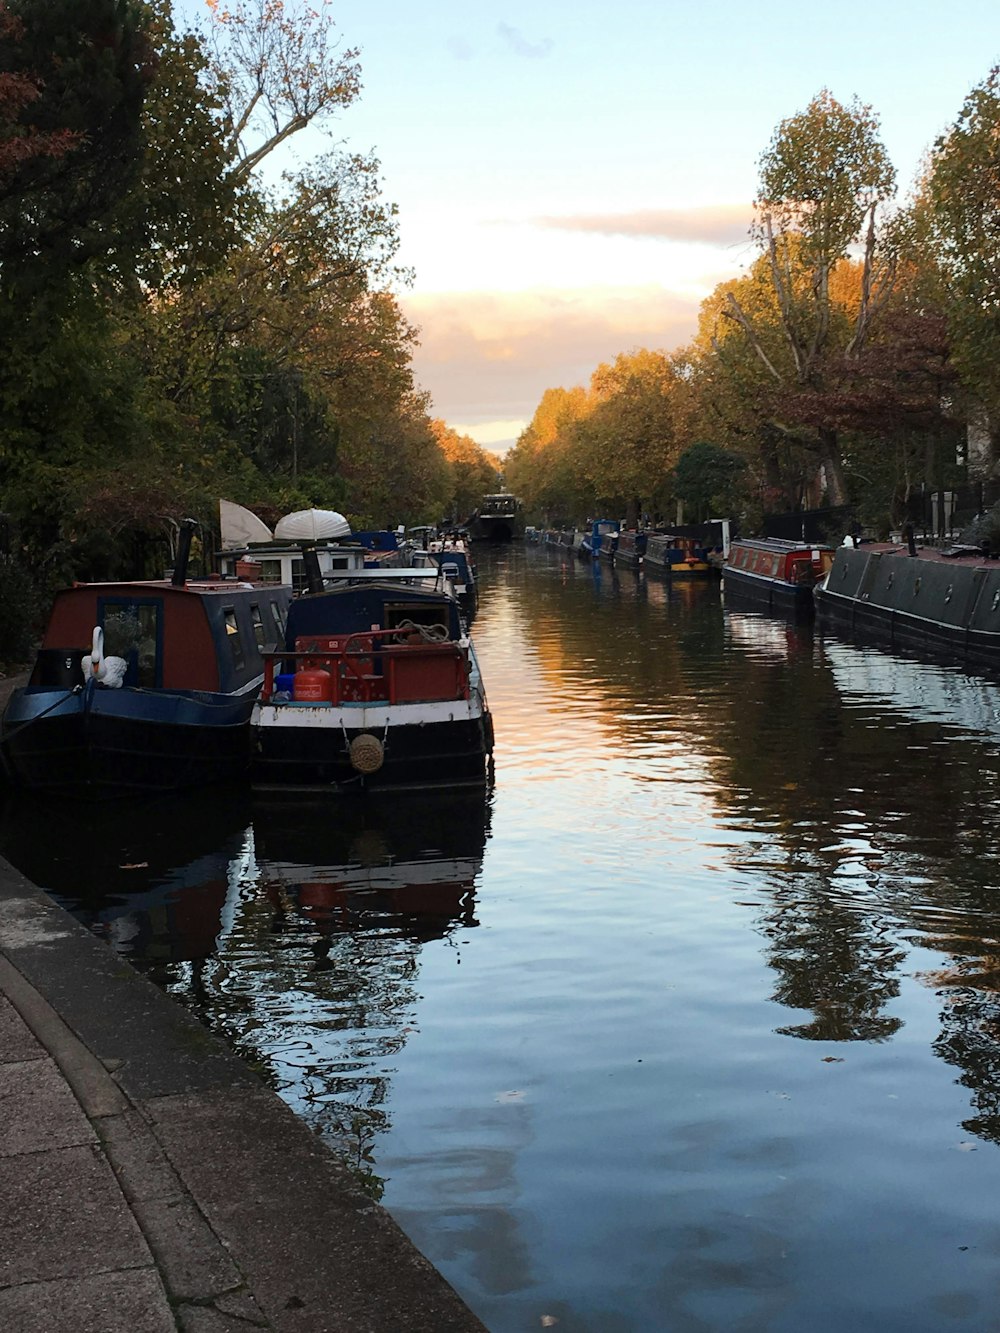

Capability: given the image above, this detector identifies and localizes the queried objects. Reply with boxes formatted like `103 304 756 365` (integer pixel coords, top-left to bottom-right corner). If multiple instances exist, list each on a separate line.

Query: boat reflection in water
0 787 253 965
251 790 489 945
0 785 490 1195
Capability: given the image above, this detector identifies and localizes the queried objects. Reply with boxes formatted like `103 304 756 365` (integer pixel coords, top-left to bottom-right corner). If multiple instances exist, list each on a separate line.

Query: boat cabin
33 581 290 694
218 542 368 594
262 579 469 708
726 539 834 586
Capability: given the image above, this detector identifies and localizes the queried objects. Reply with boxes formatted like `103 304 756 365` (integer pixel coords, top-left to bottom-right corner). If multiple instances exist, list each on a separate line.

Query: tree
672 442 746 521
430 421 498 521
577 349 681 521
505 385 592 522
0 4 82 179
201 0 361 181
922 68 1000 441
726 90 898 504
0 0 154 282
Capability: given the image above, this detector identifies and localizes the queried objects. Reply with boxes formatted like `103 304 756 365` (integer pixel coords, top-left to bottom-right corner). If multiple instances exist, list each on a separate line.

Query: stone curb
0 856 486 1332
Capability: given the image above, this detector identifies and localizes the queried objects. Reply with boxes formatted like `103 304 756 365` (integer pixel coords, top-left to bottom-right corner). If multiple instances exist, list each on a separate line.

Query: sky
177 1 1000 454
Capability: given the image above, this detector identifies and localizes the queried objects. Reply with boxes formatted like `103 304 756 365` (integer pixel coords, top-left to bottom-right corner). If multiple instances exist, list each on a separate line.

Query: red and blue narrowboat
723 537 834 615
0 523 291 798
251 570 493 794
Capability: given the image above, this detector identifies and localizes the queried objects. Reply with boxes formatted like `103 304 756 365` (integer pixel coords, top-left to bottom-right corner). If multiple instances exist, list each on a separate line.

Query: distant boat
644 533 715 578
420 532 478 622
578 520 619 560
468 492 523 542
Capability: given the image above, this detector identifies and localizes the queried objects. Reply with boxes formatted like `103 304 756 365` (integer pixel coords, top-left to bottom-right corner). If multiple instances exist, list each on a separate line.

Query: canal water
5 543 1000 1331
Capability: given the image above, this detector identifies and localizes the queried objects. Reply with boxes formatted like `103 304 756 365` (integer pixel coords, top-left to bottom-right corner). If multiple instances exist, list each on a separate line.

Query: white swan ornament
81 627 128 688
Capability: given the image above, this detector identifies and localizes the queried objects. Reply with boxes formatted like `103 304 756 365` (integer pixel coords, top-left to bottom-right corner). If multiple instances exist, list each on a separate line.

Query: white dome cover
274 508 351 541
219 499 273 549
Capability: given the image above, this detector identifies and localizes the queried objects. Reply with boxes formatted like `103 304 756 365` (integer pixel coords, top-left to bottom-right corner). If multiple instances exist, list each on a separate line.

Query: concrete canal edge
0 855 486 1331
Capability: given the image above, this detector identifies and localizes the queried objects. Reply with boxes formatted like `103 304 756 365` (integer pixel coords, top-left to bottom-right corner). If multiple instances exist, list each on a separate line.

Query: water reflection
0 787 252 963
8 546 1000 1327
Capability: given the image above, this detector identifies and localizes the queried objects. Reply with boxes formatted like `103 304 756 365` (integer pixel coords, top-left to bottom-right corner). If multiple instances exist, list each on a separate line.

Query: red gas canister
293 667 332 702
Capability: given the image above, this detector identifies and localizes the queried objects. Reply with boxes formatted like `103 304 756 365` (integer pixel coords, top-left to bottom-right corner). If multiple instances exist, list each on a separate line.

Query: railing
262 626 471 706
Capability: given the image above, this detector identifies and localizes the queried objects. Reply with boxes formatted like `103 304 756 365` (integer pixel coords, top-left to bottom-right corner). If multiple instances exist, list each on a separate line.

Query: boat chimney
903 522 917 558
302 548 325 594
171 518 197 587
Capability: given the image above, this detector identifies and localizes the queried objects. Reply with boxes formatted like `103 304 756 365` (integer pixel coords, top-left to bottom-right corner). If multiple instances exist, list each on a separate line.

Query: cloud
401 285 700 451
446 35 474 61
497 22 553 59
534 204 753 248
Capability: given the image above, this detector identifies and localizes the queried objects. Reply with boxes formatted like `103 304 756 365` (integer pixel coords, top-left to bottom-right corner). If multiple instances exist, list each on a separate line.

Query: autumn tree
504 385 592 523
725 90 898 504
569 349 689 522
430 421 499 521
0 0 153 282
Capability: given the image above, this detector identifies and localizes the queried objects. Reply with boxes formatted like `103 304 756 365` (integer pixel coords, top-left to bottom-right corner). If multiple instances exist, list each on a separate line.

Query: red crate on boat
387 646 465 702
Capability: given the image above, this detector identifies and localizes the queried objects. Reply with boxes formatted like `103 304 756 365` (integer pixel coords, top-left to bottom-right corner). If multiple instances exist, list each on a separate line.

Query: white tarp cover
219 499 273 549
274 507 351 541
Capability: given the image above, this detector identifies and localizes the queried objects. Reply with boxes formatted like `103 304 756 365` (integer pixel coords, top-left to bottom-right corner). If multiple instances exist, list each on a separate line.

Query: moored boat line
0 508 494 800
528 514 1000 676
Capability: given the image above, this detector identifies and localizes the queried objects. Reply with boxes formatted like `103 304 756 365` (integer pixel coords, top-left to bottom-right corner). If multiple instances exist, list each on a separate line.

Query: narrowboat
250 570 493 793
722 537 834 615
468 492 523 542
644 533 715 578
0 523 291 798
815 539 1000 671
613 531 646 568
579 520 619 560
421 533 478 622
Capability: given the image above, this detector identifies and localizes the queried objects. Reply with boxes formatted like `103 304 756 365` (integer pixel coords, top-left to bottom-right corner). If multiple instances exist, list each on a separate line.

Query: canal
5 542 1000 1331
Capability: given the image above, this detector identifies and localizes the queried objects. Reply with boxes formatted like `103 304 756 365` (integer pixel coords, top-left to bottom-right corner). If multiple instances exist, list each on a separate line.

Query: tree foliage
0 0 478 608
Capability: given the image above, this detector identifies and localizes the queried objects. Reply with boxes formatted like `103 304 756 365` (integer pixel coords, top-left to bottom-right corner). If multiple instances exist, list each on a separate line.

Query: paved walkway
0 852 486 1331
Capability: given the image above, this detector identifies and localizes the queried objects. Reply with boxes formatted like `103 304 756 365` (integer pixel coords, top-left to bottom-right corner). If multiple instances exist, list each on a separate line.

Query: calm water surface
6 544 1000 1332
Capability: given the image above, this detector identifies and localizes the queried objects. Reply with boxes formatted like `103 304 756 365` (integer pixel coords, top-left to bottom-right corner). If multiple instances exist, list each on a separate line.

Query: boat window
270 600 286 640
250 604 267 649
223 607 245 670
100 600 161 687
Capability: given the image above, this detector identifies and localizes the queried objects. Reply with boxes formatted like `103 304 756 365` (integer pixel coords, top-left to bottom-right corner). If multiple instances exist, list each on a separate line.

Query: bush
0 555 43 671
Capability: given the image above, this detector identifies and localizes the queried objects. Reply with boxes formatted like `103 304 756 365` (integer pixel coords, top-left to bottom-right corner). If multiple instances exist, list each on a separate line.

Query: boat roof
64 579 288 598
286 577 463 641
730 537 833 552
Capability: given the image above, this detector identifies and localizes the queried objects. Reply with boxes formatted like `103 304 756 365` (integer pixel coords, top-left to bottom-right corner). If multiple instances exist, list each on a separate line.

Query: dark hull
815 547 1000 672
722 568 816 617
1 685 256 799
468 515 519 543
251 715 492 794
